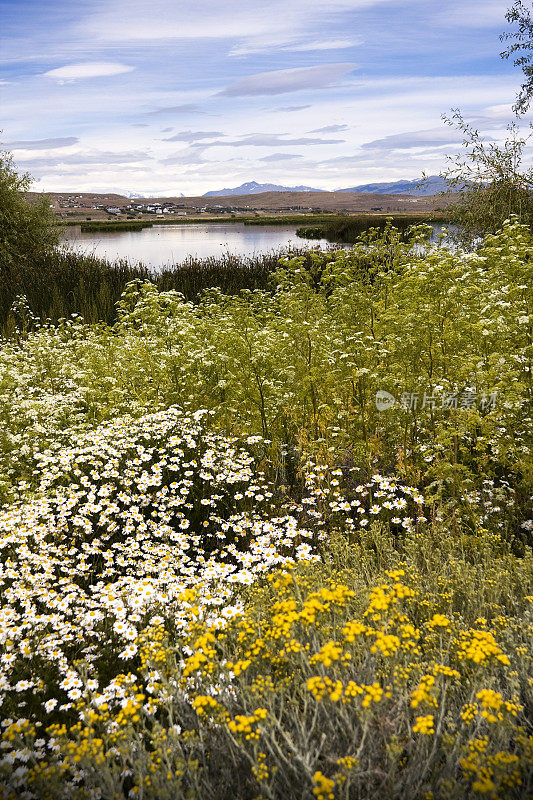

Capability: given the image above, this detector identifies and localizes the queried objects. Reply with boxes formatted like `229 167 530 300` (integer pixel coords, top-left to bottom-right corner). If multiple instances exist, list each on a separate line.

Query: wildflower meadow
0 219 532 799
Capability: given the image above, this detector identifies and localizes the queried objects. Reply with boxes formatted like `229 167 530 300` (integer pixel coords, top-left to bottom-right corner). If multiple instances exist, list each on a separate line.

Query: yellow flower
310 641 344 667
413 715 435 734
472 775 496 794
312 770 335 800
427 613 451 629
307 676 343 702
362 682 386 708
342 619 366 642
411 675 437 709
368 631 401 656
457 629 510 665
460 703 477 723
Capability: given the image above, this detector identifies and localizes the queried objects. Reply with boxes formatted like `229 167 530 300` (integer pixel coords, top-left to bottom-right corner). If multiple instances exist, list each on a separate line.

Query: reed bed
297 213 447 243
79 221 153 232
0 246 304 332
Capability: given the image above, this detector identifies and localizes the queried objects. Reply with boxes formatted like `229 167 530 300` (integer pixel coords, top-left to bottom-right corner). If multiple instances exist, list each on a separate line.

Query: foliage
0 248 284 331
1 216 450 331
1 220 530 521
0 148 59 278
501 0 533 114
0 222 532 797
296 214 445 244
440 111 533 240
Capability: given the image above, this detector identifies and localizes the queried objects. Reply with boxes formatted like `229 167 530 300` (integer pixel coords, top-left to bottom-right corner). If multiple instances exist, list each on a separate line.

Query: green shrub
0 149 58 278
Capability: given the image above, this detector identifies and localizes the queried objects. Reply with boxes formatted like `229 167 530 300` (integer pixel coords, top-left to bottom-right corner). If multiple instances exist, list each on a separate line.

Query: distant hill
337 176 454 196
202 177 457 197
204 181 323 196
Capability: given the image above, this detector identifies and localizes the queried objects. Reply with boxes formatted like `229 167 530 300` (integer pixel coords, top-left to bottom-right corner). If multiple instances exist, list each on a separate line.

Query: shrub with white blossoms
297 463 426 536
0 407 319 735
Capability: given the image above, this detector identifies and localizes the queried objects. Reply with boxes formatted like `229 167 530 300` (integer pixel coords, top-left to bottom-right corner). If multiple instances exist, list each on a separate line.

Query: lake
61 223 332 272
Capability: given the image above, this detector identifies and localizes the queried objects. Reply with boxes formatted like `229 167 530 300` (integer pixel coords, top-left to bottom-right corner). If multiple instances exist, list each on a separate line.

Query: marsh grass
79 221 153 232
297 213 447 243
0 247 294 332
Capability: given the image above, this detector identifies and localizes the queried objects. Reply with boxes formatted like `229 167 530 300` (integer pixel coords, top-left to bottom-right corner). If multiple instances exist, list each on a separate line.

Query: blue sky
0 0 530 194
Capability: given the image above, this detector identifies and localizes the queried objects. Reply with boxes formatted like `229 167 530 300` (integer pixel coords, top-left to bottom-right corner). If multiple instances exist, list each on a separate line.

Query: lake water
61 223 332 272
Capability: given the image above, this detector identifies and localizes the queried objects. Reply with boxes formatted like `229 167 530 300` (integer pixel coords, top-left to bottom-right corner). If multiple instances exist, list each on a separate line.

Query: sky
0 0 531 195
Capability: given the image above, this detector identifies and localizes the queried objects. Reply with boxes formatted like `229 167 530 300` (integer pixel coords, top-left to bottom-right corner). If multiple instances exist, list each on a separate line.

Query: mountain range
337 176 453 196
203 181 322 196
203 176 453 198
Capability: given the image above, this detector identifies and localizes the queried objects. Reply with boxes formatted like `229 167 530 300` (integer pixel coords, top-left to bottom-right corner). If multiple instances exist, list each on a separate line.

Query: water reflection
61 223 332 272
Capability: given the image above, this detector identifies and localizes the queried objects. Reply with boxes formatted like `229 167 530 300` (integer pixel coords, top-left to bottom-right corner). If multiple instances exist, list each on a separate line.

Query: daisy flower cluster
295 464 426 536
0 406 319 750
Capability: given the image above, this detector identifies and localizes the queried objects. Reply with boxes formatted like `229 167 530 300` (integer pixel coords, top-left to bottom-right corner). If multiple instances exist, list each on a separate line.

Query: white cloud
289 37 362 51
436 0 510 28
361 127 465 150
146 104 205 116
260 153 303 161
3 137 79 150
310 124 349 133
163 130 224 143
42 62 134 81
230 37 362 56
80 0 396 44
274 105 312 112
220 64 357 96
202 133 345 146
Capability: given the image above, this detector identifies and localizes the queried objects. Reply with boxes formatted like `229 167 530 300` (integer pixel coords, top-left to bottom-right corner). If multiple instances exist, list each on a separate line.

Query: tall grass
80 221 153 232
0 247 297 331
297 213 447 243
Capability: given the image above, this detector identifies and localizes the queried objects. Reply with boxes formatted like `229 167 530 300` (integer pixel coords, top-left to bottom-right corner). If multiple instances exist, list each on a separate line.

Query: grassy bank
80 221 154 232
297 213 448 243
61 212 449 231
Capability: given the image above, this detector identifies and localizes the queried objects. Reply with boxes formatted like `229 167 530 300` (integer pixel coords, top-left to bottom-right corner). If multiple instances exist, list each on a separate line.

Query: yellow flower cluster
2 559 530 799
306 675 390 707
364 573 415 622
460 690 522 725
369 630 401 656
476 689 521 723
335 756 359 771
312 770 335 800
456 629 510 666
342 619 366 642
227 708 268 741
310 641 347 666
192 695 224 716
411 674 437 709
413 714 435 735
460 736 527 797
427 613 451 630
307 676 344 702
252 751 269 783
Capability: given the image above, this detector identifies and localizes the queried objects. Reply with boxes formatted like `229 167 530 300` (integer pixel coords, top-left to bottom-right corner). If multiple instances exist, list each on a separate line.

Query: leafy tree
501 0 533 114
0 146 59 277
439 109 533 240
